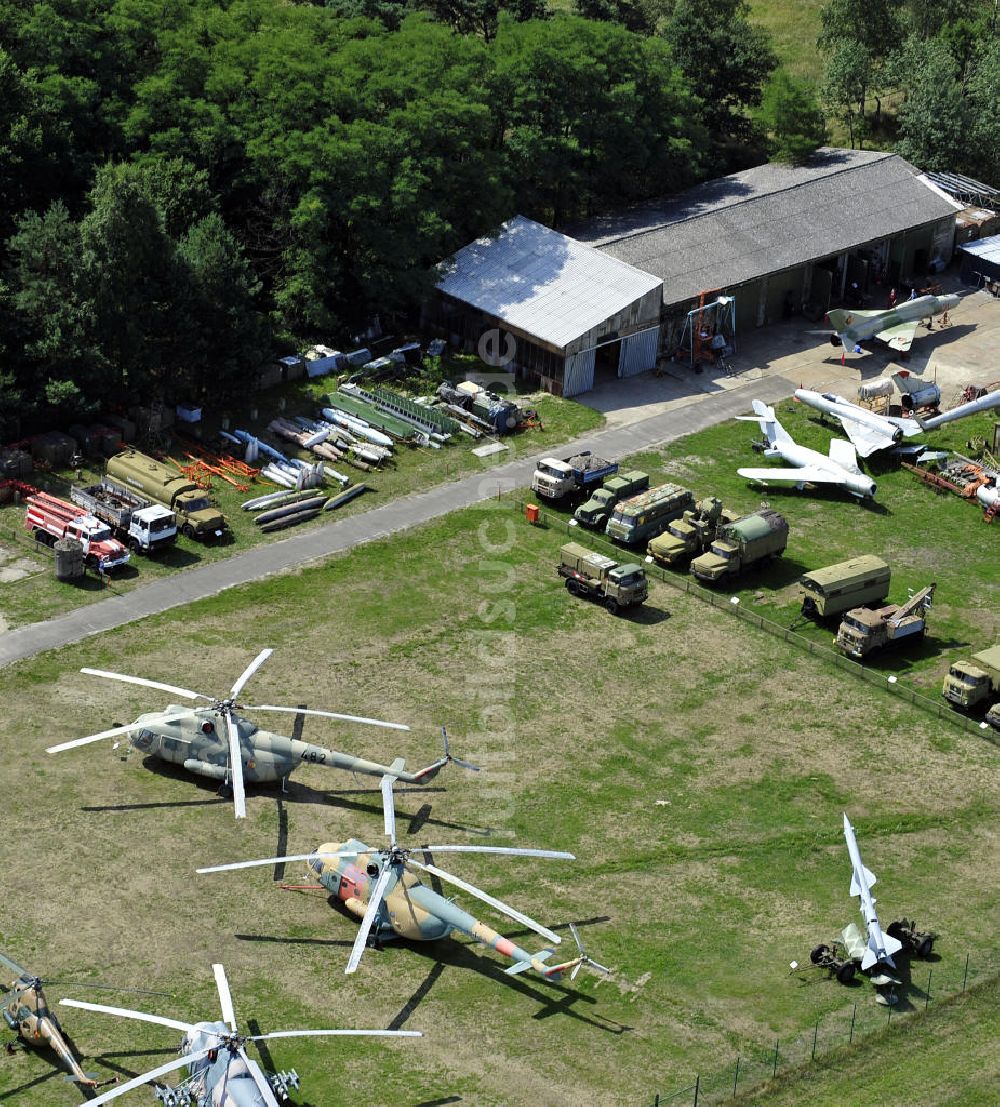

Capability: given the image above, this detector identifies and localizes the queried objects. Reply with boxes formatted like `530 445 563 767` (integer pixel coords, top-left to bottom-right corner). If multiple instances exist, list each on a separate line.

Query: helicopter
47 649 477 819
1 948 100 1089
198 772 609 983
60 962 421 1106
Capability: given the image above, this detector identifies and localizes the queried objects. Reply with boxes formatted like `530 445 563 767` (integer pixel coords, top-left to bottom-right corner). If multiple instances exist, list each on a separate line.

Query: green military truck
798 555 891 620
557 542 647 615
604 483 694 547
690 508 788 583
574 471 649 530
106 449 229 541
942 644 1000 729
646 497 735 567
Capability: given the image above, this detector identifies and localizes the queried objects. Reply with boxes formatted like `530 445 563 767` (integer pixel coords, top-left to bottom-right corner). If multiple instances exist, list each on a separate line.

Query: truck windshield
184 496 211 512
615 572 642 586
537 463 563 479
668 523 685 537
843 617 867 633
948 668 982 686
149 517 174 533
710 545 733 559
90 524 113 541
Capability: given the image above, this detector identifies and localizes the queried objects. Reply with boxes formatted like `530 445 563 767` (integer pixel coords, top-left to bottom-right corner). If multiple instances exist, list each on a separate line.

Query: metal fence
648 954 995 1105
512 499 997 746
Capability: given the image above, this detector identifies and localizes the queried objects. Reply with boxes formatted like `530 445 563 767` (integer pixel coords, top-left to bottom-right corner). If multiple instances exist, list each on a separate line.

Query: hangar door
562 348 596 397
618 326 661 378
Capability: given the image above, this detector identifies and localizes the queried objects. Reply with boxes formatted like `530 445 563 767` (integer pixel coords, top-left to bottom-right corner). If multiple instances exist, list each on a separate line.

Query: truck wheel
35 528 54 548
605 597 620 616
128 538 141 553
182 524 195 539
810 944 829 966
565 579 581 596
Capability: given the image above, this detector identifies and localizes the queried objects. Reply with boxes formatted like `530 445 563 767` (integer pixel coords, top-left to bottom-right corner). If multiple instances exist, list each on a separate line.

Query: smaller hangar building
433 215 664 396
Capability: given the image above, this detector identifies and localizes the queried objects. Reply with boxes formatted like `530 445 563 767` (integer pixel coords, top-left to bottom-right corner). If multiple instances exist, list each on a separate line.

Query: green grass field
0 386 603 629
0 460 996 1104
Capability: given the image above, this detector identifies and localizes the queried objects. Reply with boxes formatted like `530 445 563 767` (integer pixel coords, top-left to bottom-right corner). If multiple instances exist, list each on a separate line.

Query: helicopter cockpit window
134 728 156 749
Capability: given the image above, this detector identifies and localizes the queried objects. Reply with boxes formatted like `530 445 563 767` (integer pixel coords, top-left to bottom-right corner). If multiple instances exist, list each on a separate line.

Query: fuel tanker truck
105 449 228 541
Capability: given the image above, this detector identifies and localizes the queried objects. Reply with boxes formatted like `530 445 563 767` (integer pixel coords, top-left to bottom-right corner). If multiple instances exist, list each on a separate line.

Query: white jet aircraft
736 400 877 500
793 389 923 457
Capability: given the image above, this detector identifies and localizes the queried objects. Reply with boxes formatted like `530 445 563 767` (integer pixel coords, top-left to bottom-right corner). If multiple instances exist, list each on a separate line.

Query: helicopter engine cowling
183 758 228 780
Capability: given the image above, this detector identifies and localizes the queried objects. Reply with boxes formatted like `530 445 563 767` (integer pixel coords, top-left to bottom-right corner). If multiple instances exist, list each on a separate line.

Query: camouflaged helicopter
1 949 98 1089
47 650 477 820
199 772 609 982
61 962 421 1106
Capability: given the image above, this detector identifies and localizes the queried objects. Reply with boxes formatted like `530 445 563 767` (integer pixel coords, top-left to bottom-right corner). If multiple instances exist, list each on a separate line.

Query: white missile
794 389 923 457
918 388 1000 430
842 813 903 971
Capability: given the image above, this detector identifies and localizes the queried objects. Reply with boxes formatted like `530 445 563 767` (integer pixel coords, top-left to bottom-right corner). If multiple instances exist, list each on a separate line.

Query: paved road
0 376 791 668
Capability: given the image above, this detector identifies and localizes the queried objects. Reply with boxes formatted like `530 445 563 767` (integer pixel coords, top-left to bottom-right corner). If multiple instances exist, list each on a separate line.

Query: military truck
690 509 788 583
574 471 649 530
557 541 647 615
647 497 735 566
106 449 228 541
942 644 1000 729
531 452 618 501
798 555 891 620
605 483 694 546
834 583 935 659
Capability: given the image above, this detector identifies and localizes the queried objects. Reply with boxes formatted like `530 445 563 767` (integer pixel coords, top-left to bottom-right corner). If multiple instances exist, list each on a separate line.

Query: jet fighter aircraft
793 389 923 457
737 400 877 499
826 293 959 361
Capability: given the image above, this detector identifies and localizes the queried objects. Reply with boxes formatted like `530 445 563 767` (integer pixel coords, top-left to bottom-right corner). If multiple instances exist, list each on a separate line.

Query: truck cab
532 459 573 500
574 488 616 528
942 661 991 707
130 504 178 552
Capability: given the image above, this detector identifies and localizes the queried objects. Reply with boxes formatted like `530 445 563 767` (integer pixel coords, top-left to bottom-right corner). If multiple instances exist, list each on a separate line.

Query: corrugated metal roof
436 215 662 350
959 234 1000 265
571 149 960 307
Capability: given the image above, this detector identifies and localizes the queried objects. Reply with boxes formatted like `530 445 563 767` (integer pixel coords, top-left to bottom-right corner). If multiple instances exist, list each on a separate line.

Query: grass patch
0 489 996 1104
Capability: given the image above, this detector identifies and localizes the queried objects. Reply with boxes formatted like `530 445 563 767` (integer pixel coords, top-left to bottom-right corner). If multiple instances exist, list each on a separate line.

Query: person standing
888 288 897 310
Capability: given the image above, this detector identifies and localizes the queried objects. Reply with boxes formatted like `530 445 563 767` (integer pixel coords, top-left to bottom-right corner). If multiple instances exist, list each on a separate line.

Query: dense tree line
0 0 790 431
818 0 999 179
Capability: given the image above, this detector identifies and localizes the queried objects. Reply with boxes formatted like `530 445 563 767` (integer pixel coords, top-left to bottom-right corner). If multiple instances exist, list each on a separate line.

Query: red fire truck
24 492 130 572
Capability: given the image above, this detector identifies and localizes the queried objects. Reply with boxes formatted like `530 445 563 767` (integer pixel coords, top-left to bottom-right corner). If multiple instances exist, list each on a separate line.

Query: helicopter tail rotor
566 922 611 981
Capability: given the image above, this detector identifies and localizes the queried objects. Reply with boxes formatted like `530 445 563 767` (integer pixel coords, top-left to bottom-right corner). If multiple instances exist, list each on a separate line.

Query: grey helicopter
47 649 477 819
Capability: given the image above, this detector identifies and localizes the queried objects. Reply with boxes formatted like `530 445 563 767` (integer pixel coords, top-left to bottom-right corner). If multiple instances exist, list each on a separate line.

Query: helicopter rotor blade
381 774 397 846
225 713 247 820
84 1047 213 1106
247 705 410 731
0 950 30 980
406 859 561 945
250 1028 422 1041
80 669 210 702
213 964 237 1032
46 712 192 754
417 846 575 860
345 864 394 975
197 850 361 874
229 649 273 700
59 998 197 1035
241 1048 281 1107
567 922 610 976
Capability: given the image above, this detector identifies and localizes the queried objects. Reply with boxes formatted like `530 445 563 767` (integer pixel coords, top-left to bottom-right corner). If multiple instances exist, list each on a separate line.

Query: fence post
733 1055 740 1099
693 1074 700 1107
654 1096 659 1106
925 968 933 1010
849 1003 857 1044
772 1038 779 1078
962 953 970 993
811 1019 819 1060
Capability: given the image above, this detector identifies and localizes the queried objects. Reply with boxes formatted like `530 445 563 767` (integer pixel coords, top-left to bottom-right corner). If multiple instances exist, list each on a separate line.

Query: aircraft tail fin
505 949 554 977
735 400 789 447
861 932 903 971
827 308 851 332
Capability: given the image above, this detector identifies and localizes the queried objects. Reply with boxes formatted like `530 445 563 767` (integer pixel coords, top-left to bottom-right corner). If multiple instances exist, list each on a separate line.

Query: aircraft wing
738 466 851 486
837 417 898 458
875 321 919 352
828 438 861 474
887 416 923 439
